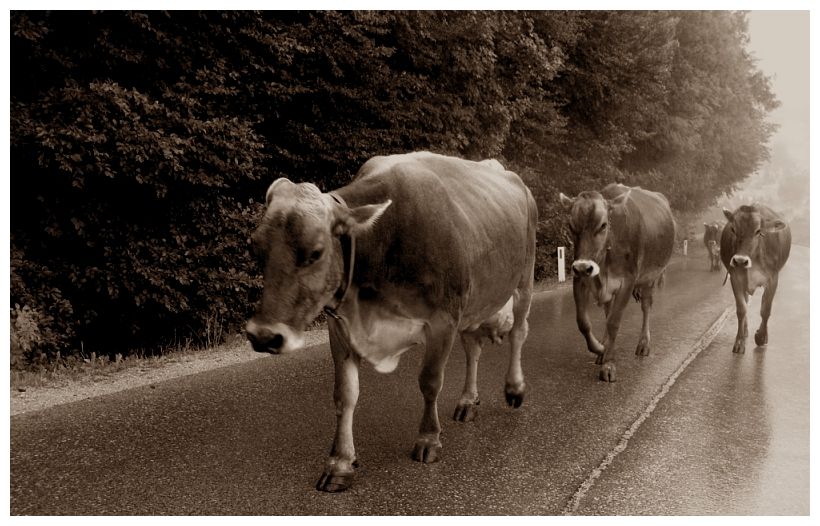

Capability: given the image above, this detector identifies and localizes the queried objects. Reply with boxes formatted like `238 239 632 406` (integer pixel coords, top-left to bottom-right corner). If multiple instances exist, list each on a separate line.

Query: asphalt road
10 246 810 515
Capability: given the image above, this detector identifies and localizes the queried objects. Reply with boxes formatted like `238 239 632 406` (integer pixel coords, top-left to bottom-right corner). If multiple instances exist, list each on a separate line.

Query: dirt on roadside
8 272 579 417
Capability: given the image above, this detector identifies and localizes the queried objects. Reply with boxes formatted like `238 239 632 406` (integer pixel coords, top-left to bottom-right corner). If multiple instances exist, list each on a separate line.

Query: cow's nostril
731 255 751 269
270 333 284 350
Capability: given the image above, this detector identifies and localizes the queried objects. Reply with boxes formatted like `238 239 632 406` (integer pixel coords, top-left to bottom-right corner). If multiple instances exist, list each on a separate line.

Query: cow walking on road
560 184 676 382
246 152 537 492
720 205 791 354
703 222 723 271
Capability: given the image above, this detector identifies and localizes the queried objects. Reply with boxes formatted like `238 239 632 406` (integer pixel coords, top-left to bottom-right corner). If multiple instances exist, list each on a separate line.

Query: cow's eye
300 246 324 267
756 229 764 237
598 222 607 233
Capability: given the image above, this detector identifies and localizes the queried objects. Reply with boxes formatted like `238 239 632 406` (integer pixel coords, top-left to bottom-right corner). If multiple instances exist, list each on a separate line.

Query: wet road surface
10 246 809 515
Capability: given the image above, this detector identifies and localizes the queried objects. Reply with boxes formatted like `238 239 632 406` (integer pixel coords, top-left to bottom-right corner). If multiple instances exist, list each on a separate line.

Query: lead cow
559 184 675 382
246 151 537 492
720 204 791 354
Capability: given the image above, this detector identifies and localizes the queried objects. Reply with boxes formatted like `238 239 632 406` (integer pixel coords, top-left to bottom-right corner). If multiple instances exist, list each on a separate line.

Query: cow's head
246 178 391 354
559 191 611 278
703 222 718 241
722 205 785 269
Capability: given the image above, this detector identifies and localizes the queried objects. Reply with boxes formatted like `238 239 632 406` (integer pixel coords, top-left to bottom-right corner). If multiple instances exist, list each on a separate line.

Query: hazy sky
746 11 809 170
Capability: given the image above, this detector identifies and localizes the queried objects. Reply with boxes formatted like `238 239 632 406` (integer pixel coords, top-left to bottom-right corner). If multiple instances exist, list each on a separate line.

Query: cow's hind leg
635 285 655 356
755 275 779 347
412 317 457 463
505 275 532 408
316 318 361 492
454 332 482 422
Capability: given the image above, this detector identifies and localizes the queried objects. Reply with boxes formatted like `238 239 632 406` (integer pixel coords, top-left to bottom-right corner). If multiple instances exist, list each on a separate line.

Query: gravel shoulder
9 275 575 417
10 331 330 417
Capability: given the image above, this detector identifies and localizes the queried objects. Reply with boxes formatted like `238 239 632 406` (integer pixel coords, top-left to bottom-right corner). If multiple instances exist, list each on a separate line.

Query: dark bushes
10 11 777 363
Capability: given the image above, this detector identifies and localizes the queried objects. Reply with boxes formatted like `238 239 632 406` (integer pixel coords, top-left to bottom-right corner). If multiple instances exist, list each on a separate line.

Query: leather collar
324 192 356 319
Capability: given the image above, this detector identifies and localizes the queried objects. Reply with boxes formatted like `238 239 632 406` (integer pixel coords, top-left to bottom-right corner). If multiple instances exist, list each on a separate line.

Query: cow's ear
559 193 574 210
610 193 629 207
703 223 709 228
763 219 787 233
265 178 293 206
333 200 392 236
722 208 734 222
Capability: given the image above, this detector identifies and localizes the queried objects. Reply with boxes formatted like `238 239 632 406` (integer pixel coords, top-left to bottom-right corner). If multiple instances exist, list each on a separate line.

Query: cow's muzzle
246 319 305 354
730 255 752 269
572 259 600 278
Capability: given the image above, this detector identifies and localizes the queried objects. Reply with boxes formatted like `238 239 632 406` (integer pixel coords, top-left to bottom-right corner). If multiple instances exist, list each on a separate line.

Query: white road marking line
562 306 733 515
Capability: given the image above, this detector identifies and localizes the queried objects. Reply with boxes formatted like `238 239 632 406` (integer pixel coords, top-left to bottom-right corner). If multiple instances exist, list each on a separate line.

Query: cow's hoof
732 339 746 354
599 362 617 382
754 330 768 347
453 399 479 422
505 391 524 408
635 340 651 356
411 438 442 463
316 470 354 493
504 382 525 408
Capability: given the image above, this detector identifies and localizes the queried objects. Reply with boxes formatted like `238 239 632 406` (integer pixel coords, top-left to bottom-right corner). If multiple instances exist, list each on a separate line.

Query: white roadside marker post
683 239 688 256
558 246 566 283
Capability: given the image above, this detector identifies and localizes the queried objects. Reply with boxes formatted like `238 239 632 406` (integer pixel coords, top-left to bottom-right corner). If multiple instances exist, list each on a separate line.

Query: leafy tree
620 11 779 210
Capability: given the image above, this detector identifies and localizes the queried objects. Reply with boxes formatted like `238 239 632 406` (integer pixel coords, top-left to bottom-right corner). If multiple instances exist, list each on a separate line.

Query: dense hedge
10 11 777 364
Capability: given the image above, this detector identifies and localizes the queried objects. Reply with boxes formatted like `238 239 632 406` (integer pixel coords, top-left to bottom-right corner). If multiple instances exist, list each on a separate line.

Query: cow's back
604 184 675 283
344 152 535 322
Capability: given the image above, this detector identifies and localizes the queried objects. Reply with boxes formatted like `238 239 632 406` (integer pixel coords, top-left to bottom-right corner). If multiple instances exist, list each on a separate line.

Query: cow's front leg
574 277 604 356
316 318 360 493
598 281 634 382
412 319 457 463
755 275 778 347
454 332 481 422
729 273 750 354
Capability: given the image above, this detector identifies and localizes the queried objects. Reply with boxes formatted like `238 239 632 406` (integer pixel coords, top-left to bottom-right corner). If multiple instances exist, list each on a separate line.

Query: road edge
562 305 734 515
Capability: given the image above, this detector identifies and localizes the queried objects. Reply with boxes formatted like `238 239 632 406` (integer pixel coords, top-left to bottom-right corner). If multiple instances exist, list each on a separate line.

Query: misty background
704 11 809 245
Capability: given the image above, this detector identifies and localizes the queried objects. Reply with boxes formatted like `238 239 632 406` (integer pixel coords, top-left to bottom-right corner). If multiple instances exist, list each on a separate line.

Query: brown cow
721 204 791 354
560 184 675 382
703 222 723 271
246 152 537 491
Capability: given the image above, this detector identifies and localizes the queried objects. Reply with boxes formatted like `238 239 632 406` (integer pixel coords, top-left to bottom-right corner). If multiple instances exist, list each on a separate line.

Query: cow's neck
328 284 426 373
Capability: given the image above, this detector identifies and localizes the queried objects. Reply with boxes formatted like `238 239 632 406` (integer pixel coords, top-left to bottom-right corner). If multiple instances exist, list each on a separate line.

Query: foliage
10 11 778 363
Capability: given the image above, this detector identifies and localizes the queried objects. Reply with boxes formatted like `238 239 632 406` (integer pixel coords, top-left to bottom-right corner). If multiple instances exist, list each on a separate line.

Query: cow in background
721 204 791 354
703 222 723 271
246 152 537 491
560 184 676 382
